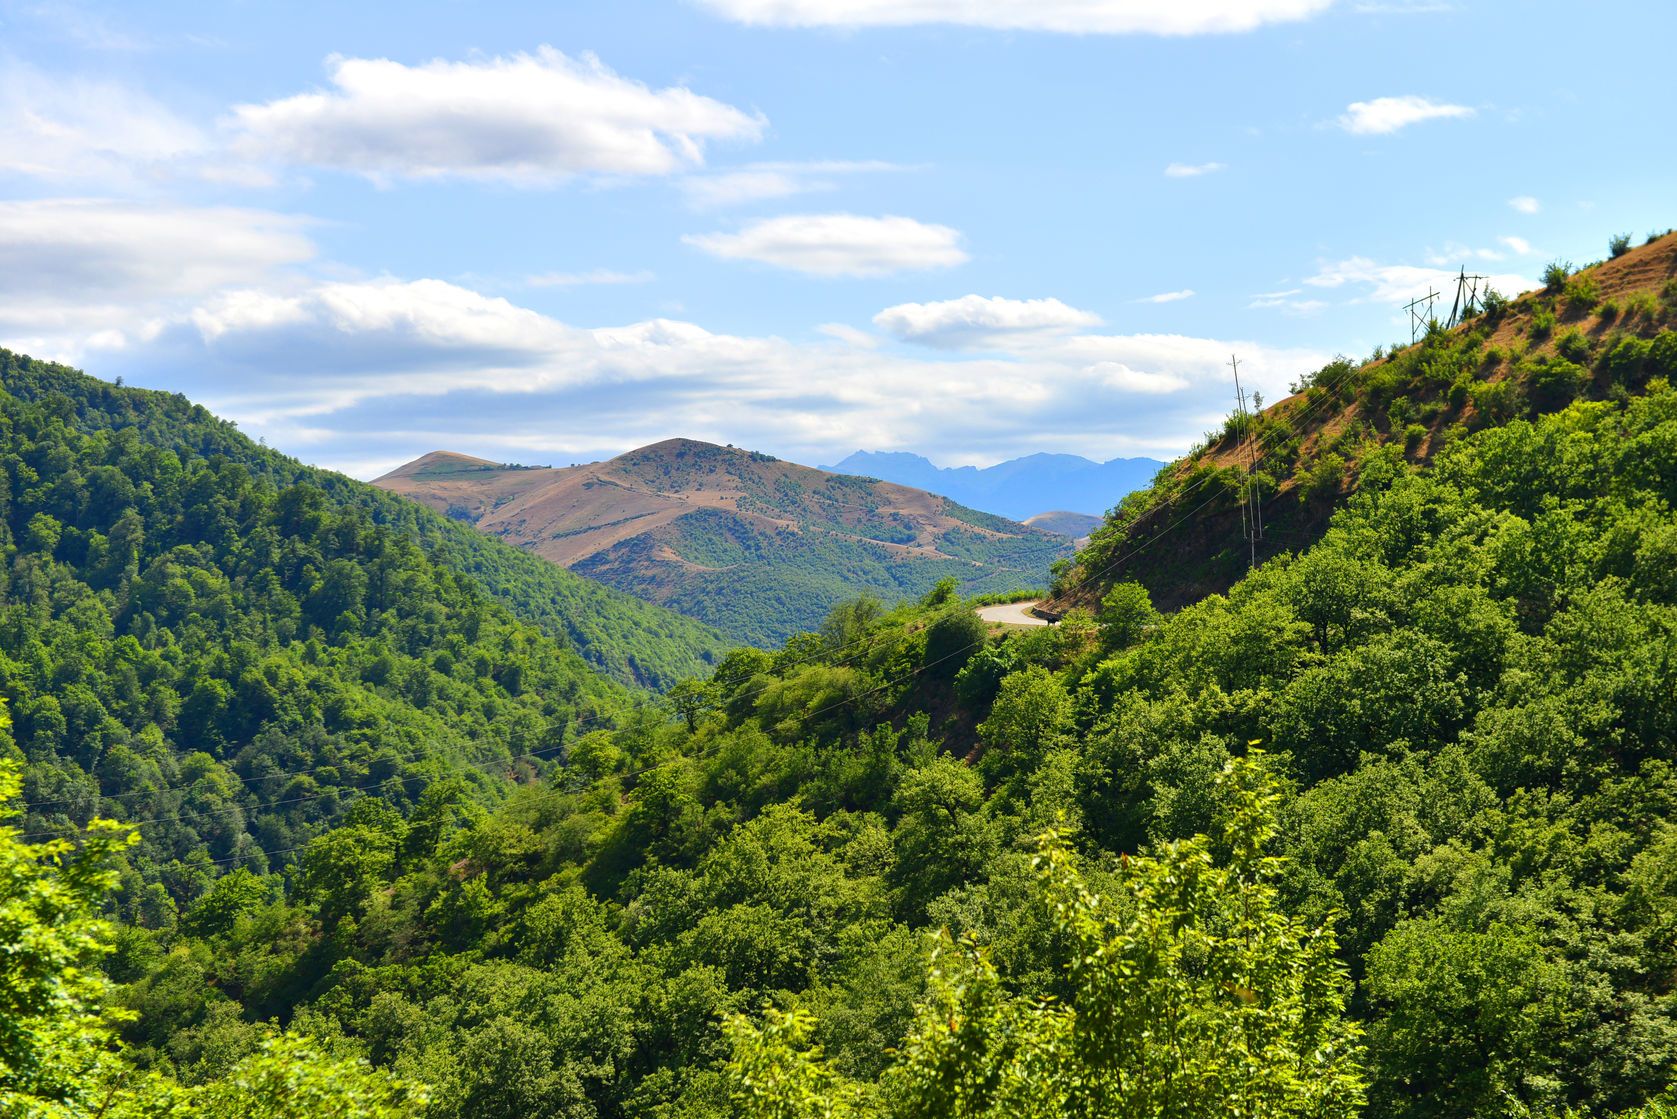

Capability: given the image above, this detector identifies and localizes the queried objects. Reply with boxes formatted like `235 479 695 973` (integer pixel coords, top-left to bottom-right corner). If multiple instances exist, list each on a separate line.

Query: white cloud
1249 289 1328 315
874 295 1101 347
685 213 968 277
58 274 1324 473
680 160 900 209
1165 161 1225 178
1085 361 1190 394
695 0 1338 35
0 65 208 182
227 47 765 184
817 322 879 348
1138 289 1196 303
1499 235 1533 255
0 199 315 350
1304 256 1536 304
526 269 655 288
1508 195 1540 214
1336 95 1473 135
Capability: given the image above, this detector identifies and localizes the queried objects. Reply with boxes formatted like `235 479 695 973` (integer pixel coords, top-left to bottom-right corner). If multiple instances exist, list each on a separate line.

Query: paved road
975 600 1054 626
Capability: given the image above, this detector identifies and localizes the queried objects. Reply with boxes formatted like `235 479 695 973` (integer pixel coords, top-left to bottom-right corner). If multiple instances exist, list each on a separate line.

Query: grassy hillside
1053 229 1677 612
0 351 731 690
91 371 1677 1116
378 438 1071 646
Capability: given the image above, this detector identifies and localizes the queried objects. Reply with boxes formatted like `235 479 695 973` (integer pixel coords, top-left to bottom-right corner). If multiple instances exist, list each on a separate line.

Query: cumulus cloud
0 199 315 351
695 0 1337 35
0 65 209 182
227 47 764 184
1499 235 1533 255
57 274 1323 475
1508 195 1540 214
1138 289 1196 303
685 213 968 277
874 295 1101 347
679 160 901 209
1336 95 1473 135
1164 161 1225 177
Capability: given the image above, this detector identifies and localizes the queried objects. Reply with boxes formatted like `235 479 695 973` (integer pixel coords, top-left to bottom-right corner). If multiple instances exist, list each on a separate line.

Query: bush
1469 379 1521 424
1403 423 1428 453
1525 355 1591 405
1563 275 1600 315
1542 260 1573 292
922 607 989 680
1609 233 1632 258
1555 329 1590 362
1626 291 1661 321
1645 330 1677 378
1597 298 1620 323
1597 336 1648 385
1530 304 1557 340
1297 452 1347 506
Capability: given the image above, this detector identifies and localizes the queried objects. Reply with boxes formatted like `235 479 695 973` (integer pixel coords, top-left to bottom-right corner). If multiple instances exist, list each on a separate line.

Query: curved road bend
975 600 1054 627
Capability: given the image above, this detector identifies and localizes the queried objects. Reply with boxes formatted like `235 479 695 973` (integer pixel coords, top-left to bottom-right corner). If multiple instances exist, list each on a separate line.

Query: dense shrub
1525 354 1592 405
1556 328 1591 362
1605 335 1653 383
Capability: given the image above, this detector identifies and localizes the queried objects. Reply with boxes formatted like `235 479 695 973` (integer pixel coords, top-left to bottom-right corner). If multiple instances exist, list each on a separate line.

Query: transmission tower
1229 354 1264 570
1444 266 1489 329
1404 288 1440 344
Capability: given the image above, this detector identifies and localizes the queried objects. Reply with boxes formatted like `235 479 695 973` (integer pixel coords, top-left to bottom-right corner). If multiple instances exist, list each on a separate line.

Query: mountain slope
825 449 1164 520
1024 510 1102 541
0 350 660 890
120 375 1677 1118
376 439 1072 646
0 352 730 690
1053 229 1677 613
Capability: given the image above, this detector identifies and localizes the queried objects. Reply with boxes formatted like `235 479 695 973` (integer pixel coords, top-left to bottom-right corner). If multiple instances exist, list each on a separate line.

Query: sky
1 0 1672 479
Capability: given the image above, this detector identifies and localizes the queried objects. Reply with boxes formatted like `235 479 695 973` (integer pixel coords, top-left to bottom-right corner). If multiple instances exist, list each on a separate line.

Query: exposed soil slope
1050 230 1677 614
378 439 1071 645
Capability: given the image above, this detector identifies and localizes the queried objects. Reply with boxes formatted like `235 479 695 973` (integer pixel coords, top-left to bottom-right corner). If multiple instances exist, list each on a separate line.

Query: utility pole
1404 289 1440 344
1444 267 1489 329
1230 354 1263 571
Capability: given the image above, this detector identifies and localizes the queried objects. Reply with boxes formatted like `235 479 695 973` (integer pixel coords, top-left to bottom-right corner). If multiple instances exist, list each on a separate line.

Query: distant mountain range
823 450 1165 521
375 440 1072 647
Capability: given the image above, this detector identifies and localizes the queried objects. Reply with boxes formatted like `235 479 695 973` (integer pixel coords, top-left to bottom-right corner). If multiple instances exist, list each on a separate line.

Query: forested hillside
0 351 748 921
1055 230 1677 611
0 350 731 691
66 374 1677 1116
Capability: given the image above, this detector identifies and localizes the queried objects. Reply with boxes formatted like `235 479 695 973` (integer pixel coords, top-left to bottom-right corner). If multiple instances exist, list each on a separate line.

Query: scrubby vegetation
9 232 1677 1117
12 377 1674 1116
1061 234 1677 610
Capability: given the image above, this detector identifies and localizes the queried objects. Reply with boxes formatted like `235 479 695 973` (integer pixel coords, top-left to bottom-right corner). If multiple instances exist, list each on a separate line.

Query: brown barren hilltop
1050 228 1677 615
1023 510 1103 542
376 438 1070 645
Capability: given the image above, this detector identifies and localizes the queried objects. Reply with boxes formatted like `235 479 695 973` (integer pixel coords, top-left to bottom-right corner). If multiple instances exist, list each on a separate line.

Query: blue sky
2 0 1672 478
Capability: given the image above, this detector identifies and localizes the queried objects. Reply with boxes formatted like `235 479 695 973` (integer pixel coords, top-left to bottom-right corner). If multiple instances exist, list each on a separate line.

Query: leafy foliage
0 353 645 902
0 349 728 690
